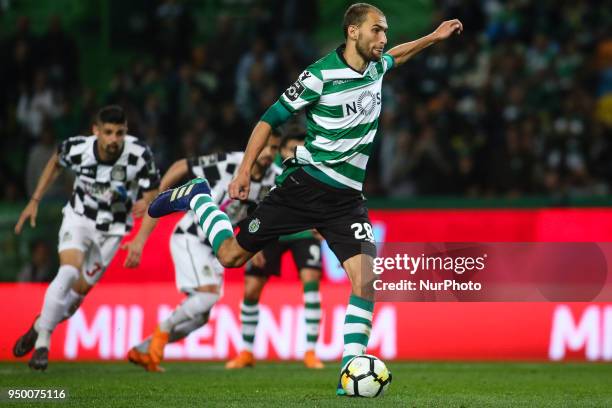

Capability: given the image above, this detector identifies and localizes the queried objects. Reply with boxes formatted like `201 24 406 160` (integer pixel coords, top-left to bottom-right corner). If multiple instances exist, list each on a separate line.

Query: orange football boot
128 346 165 372
225 350 255 369
127 347 150 370
303 350 325 369
147 327 169 372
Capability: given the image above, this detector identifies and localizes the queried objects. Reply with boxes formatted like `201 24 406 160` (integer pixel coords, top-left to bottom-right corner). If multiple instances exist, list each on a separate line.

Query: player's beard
105 143 122 160
356 37 381 62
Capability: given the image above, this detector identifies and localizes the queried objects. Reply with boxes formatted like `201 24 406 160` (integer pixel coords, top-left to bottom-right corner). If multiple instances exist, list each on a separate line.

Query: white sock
35 330 51 350
36 265 80 348
159 292 218 333
135 312 209 353
62 289 85 320
240 300 259 353
303 281 322 351
34 316 42 332
170 312 209 342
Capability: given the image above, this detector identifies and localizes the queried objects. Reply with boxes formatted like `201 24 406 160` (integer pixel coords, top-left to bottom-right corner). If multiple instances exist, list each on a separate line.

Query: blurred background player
227 134 325 370
12 105 160 370
123 130 281 372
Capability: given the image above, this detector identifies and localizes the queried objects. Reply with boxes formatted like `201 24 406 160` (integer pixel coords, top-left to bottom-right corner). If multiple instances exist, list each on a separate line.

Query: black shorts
236 168 376 264
246 237 322 277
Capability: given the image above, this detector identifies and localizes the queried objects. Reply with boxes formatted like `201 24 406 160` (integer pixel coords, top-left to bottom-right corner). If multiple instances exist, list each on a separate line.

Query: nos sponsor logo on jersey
344 90 381 117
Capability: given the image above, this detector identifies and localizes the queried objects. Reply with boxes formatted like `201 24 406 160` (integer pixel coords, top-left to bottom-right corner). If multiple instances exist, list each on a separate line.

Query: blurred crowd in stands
1 0 612 202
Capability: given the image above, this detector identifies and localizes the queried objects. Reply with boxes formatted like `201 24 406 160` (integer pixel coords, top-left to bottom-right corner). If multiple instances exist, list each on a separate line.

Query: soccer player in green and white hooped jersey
148 3 463 395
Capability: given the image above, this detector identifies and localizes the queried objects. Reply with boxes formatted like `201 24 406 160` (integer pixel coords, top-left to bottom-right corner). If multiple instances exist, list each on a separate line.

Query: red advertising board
2 283 611 362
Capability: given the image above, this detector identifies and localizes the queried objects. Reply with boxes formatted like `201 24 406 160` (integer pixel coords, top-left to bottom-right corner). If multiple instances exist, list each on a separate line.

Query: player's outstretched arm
229 121 272 200
387 19 463 67
123 159 189 268
123 189 159 267
14 152 62 234
122 211 158 268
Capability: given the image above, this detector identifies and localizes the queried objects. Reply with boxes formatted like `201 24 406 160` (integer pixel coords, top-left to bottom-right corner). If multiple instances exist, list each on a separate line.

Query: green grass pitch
1 361 611 407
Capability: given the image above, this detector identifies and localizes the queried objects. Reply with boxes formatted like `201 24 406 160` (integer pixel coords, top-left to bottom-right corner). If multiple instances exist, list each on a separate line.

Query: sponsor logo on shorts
62 231 72 242
248 218 261 233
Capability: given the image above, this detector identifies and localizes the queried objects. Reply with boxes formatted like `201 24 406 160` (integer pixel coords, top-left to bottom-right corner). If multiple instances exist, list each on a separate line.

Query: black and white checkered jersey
173 152 280 242
58 135 160 235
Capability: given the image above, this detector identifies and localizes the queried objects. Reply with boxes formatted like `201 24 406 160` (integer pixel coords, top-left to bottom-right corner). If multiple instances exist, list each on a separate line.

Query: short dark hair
343 3 384 39
95 105 127 125
280 133 305 149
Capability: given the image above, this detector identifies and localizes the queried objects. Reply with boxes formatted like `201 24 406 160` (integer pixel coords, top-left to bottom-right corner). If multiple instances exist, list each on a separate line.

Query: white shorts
57 206 122 285
170 233 224 293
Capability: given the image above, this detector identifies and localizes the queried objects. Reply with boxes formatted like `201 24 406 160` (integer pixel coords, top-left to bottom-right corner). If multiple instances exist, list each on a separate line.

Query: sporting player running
226 134 325 370
13 105 160 370
122 131 281 372
148 3 462 394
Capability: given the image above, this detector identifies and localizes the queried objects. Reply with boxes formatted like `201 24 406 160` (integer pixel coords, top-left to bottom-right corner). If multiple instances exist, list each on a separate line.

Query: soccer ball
340 354 392 397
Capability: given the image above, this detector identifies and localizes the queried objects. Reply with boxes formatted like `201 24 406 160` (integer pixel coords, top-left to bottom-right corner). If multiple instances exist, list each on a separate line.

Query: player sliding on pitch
147 3 462 395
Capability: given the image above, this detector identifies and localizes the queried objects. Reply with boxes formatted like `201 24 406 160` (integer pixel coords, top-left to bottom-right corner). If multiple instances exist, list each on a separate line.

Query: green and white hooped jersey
278 45 395 191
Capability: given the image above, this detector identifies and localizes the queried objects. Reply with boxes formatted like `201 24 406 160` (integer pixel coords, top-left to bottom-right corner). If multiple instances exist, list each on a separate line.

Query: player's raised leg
148 178 252 268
